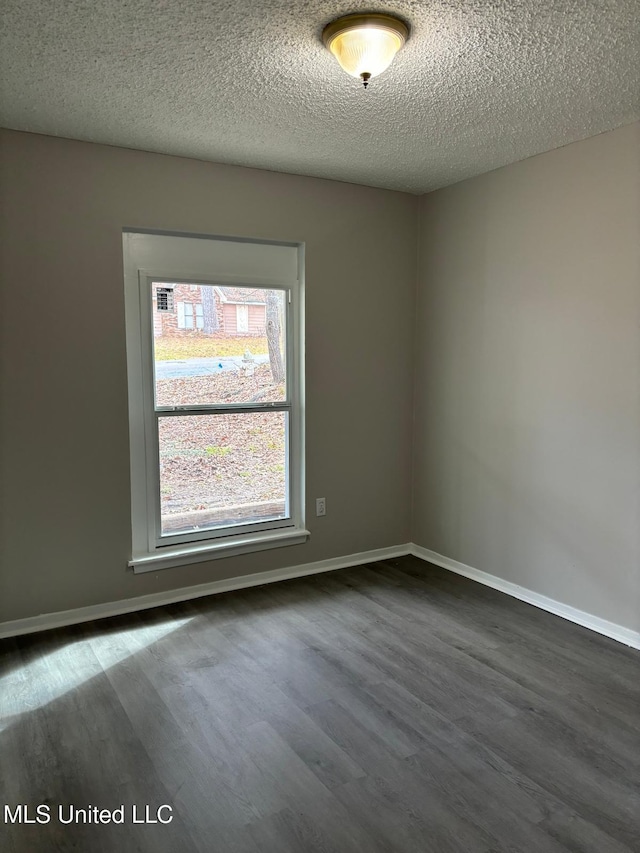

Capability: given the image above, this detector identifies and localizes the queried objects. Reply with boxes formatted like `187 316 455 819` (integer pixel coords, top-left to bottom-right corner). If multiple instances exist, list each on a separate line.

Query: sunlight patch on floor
0 617 192 730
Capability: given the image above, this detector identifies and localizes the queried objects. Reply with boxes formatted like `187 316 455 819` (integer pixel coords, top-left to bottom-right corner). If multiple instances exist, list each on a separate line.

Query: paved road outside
155 355 270 380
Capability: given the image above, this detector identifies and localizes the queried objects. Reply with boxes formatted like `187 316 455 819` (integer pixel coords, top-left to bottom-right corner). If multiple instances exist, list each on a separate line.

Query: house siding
223 303 266 335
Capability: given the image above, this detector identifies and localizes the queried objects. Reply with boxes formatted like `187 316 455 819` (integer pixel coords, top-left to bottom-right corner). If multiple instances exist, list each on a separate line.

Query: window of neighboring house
236 304 249 333
123 231 306 573
177 301 205 330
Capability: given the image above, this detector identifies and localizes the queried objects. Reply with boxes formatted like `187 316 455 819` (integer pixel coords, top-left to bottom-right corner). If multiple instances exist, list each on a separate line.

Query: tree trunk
266 291 285 384
202 286 219 334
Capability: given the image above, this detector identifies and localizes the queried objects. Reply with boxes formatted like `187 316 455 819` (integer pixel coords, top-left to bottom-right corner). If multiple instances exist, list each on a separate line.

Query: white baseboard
0 544 412 640
410 544 640 651
2 542 637 651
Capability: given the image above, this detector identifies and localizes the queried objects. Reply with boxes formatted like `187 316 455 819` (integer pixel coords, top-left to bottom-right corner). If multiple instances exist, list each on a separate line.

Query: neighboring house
152 284 266 336
219 286 268 335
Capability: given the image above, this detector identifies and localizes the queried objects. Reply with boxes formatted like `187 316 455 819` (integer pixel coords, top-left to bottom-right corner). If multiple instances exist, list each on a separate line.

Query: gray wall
0 130 417 622
413 122 640 633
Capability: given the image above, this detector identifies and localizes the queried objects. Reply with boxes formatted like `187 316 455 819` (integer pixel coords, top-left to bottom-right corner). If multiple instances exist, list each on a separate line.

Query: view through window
152 283 289 537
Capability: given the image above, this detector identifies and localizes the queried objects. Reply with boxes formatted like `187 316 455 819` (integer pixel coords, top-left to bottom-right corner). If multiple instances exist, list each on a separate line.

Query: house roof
216 287 266 305
1 1 638 193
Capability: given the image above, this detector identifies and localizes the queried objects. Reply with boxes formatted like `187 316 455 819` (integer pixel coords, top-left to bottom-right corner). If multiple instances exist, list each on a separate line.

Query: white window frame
123 231 307 573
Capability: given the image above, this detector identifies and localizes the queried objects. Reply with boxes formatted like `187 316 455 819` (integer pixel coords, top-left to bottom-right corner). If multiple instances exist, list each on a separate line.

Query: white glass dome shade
322 14 409 88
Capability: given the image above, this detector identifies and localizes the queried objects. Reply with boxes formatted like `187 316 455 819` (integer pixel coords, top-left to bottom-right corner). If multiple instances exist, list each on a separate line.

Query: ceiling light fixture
322 13 409 89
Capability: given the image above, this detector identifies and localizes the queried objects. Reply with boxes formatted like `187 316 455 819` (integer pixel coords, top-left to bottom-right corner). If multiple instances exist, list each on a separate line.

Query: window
177 301 191 329
123 231 306 572
177 301 204 330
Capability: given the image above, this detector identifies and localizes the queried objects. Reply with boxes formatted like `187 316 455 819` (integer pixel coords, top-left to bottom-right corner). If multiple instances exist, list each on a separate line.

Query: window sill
129 527 310 574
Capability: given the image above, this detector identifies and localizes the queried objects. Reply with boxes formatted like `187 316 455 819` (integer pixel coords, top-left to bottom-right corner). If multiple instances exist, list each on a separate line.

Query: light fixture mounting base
322 13 410 48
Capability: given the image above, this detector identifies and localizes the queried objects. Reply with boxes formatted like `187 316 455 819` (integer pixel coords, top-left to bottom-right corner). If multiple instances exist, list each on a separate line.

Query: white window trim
123 231 307 573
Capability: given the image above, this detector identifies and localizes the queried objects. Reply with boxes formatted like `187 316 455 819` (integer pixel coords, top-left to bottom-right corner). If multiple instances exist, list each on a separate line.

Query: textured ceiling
1 1 638 193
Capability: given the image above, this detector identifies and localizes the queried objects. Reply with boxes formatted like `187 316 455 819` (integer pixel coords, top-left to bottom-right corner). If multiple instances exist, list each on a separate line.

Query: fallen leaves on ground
155 364 285 407
157 366 287 516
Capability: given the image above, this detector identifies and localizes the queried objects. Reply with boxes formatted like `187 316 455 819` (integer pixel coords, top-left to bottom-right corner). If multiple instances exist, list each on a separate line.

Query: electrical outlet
316 497 326 517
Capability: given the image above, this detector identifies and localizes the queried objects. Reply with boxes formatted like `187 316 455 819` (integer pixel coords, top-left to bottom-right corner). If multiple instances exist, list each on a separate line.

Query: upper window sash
144 276 293 411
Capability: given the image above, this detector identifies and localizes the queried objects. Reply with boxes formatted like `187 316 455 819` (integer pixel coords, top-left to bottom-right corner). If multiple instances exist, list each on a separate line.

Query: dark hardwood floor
1 555 638 852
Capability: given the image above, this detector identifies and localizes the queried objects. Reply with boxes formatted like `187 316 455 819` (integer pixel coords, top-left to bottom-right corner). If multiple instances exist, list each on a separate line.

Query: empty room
0 2 638 851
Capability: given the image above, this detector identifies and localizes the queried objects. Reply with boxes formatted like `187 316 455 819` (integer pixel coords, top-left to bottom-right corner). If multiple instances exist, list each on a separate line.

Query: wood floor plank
262 703 367 790
464 711 640 849
247 806 356 853
238 720 388 852
333 759 497 853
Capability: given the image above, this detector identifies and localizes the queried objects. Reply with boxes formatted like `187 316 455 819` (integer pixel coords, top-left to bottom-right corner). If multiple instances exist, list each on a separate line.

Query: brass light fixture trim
322 13 410 89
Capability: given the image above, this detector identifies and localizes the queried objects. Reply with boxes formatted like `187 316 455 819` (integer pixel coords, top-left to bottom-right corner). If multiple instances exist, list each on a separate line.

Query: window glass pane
152 283 287 406
158 411 288 535
195 303 204 330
